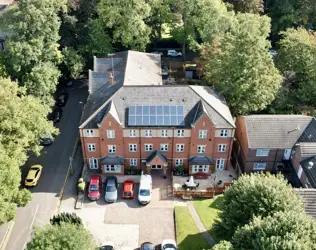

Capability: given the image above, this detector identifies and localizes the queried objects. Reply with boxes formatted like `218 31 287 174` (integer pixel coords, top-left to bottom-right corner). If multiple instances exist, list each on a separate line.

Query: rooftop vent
308 134 312 139
170 98 173 101
123 97 126 100
182 98 186 102
308 161 314 169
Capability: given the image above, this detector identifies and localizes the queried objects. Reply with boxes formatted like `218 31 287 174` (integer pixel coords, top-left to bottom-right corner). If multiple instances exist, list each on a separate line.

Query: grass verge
194 195 224 241
175 206 211 250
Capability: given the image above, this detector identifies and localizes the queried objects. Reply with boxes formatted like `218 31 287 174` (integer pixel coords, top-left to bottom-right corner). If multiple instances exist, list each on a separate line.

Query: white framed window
104 165 121 173
192 165 209 173
129 129 136 137
216 159 225 170
161 129 168 138
160 144 168 151
108 145 116 153
253 163 266 170
145 130 152 137
86 129 94 137
197 145 206 153
218 144 227 152
130 159 137 166
107 130 115 139
88 144 96 152
145 144 153 151
176 144 184 152
199 130 207 139
89 158 98 169
256 149 270 156
177 129 184 137
129 144 137 152
175 159 183 166
220 129 228 137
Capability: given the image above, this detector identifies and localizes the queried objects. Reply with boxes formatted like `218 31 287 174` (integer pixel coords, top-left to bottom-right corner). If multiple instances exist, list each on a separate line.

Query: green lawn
194 195 225 241
175 206 211 250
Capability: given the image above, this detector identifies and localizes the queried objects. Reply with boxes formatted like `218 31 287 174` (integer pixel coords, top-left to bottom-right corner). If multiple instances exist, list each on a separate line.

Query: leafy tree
225 0 263 13
0 78 57 225
277 27 316 105
172 0 233 54
26 223 96 250
201 13 281 115
232 211 316 250
0 53 8 78
23 62 60 105
80 19 113 58
212 241 233 250
97 0 151 50
146 0 173 41
50 212 83 226
62 47 84 79
216 173 304 240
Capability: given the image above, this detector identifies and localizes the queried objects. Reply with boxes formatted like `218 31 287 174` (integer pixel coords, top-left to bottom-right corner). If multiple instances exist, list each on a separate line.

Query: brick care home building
79 51 235 175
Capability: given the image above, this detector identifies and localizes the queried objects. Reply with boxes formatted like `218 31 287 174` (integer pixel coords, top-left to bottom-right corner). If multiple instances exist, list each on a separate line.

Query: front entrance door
151 165 162 169
284 149 291 160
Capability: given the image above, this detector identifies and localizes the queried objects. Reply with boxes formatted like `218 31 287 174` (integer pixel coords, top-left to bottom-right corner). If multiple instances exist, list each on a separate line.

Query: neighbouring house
233 115 312 175
79 50 235 175
296 189 316 218
291 119 316 188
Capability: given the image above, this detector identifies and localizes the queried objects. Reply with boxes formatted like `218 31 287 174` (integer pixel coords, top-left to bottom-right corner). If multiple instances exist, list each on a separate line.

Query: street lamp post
108 53 115 79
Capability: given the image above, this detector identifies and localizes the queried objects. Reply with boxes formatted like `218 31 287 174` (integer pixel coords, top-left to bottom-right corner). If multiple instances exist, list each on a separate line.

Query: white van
138 174 152 205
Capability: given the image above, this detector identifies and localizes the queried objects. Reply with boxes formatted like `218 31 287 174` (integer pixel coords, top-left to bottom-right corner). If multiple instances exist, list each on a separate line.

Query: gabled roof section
97 101 121 127
242 115 312 149
189 85 235 128
297 119 316 143
296 189 316 218
146 150 167 165
300 156 316 188
124 51 162 86
192 100 210 125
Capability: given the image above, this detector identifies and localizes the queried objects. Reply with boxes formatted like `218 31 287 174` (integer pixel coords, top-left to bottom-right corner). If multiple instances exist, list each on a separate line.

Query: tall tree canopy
61 47 84 79
201 13 281 115
232 211 316 250
216 173 304 240
0 78 57 225
172 0 233 54
97 0 151 50
225 0 263 13
0 0 65 104
26 223 96 250
277 27 316 105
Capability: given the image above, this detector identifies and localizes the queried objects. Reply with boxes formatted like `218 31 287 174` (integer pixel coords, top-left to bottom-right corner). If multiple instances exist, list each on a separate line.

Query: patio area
173 167 237 199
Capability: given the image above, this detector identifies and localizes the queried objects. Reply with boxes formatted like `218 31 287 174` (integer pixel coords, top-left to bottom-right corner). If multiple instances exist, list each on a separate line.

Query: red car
88 175 102 201
122 180 135 199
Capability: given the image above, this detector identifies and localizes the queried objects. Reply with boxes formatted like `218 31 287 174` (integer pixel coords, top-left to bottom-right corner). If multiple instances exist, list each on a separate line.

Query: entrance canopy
100 155 124 165
188 155 213 165
146 150 168 167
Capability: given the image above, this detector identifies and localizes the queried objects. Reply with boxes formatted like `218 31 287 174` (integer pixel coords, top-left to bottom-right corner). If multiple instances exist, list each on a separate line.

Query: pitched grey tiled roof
242 115 312 149
80 85 235 129
297 119 316 143
300 143 316 158
300 156 316 188
146 150 167 165
296 189 316 218
100 155 124 165
189 155 213 165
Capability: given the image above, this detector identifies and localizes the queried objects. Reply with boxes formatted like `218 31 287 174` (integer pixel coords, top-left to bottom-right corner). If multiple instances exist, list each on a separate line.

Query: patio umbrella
188 176 195 186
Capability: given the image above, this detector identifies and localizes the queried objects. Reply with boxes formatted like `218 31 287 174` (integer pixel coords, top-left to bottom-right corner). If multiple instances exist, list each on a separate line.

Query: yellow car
25 165 43 187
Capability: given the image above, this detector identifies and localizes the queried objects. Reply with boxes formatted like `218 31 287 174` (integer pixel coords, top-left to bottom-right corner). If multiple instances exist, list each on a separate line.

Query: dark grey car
105 176 118 203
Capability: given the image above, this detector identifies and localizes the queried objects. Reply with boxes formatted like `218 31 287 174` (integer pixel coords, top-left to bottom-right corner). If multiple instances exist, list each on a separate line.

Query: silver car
105 176 118 203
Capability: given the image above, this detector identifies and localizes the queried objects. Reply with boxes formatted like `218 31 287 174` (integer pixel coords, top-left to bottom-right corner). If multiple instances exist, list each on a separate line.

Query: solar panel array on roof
128 105 184 126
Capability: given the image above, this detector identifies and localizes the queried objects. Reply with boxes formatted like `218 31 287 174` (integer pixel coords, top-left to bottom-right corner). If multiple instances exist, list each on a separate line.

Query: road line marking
22 241 27 250
29 204 39 230
0 220 15 250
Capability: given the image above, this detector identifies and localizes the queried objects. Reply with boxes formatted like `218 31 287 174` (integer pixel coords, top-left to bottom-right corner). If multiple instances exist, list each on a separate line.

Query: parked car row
88 174 152 205
48 92 69 123
150 50 182 57
100 239 177 250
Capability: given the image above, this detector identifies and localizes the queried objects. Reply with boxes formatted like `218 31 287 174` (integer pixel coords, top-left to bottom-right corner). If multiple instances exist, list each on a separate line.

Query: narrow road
2 81 88 250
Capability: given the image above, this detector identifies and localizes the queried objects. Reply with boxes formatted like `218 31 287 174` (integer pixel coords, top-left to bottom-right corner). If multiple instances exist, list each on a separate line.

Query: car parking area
64 173 175 249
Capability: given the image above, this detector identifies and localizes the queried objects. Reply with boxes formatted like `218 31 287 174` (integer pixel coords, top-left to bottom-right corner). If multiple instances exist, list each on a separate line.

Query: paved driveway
61 171 175 249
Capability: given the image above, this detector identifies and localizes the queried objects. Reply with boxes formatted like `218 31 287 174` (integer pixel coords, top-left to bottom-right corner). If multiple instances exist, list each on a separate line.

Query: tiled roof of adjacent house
297 119 316 143
300 156 316 188
80 85 235 129
80 50 235 129
300 143 316 158
242 115 312 148
296 189 316 218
